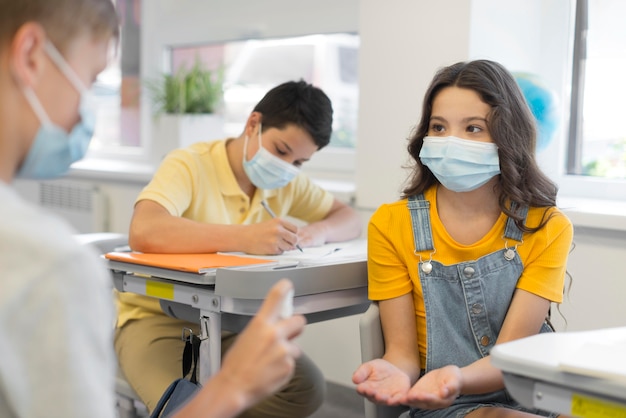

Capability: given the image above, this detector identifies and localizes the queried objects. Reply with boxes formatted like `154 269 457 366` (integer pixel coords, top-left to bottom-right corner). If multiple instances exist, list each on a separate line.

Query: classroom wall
13 0 626 389
356 0 573 210
355 0 472 209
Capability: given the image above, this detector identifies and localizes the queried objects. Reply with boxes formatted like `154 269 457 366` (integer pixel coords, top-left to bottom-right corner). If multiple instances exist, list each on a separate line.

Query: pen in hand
260 200 303 253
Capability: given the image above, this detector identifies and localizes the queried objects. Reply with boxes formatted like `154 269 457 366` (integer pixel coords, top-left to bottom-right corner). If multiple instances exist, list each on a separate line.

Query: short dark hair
253 80 333 150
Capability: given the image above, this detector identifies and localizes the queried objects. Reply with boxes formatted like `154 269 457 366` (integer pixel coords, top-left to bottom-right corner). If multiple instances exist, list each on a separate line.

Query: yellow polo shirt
367 186 573 365
116 139 335 327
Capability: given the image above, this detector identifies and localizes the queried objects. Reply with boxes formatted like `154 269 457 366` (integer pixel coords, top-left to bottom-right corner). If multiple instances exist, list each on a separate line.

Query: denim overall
404 194 554 418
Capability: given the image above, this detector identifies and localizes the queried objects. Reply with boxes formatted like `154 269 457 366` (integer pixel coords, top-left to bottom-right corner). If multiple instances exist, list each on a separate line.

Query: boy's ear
9 22 48 88
244 111 262 136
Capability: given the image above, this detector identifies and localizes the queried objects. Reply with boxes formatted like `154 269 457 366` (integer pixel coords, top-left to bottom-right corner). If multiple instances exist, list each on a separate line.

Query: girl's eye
467 125 483 134
275 147 288 156
430 124 445 133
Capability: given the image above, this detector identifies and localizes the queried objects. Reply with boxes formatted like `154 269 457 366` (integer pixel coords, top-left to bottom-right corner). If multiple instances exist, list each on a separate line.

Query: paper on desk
220 239 367 267
558 337 626 384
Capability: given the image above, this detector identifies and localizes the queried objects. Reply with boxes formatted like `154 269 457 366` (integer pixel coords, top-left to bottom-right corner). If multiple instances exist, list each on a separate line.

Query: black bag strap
150 329 202 418
182 328 200 385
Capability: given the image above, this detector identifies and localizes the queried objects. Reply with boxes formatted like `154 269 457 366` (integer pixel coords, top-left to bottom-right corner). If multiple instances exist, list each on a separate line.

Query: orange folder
105 251 276 274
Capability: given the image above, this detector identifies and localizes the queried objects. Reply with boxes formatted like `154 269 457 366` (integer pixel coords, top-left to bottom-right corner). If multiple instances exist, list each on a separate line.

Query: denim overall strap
407 200 556 417
407 194 434 252
408 196 529 247
503 202 528 242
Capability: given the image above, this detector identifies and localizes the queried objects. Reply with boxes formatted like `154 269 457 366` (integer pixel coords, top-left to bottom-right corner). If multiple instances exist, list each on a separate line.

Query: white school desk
491 327 626 417
108 255 369 383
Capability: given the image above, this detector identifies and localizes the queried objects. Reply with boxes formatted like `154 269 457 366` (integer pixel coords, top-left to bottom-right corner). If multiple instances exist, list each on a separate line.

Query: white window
84 0 142 159
170 34 359 150
530 0 626 204
83 0 360 182
568 0 626 178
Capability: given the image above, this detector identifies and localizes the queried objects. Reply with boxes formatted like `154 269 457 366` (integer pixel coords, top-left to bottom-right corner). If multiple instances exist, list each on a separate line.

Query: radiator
38 181 109 233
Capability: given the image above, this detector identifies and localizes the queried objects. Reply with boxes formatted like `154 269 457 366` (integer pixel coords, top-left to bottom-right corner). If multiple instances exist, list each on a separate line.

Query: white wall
355 0 574 211
550 227 626 332
355 0 472 209
13 0 626 390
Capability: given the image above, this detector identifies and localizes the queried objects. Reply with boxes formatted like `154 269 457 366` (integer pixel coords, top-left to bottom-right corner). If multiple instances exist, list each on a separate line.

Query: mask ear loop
44 41 88 94
22 87 52 126
503 236 523 261
43 41 96 129
242 134 250 163
416 248 436 274
243 121 262 163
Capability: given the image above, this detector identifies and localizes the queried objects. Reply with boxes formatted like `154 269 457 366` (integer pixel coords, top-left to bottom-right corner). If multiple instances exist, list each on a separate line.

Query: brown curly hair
403 60 558 233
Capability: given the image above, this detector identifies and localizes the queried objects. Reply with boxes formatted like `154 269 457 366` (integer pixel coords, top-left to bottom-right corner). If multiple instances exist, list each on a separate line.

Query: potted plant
148 58 225 161
150 58 223 115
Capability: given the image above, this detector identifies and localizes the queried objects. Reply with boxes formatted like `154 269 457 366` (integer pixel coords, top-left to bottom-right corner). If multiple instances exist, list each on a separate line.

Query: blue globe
513 72 560 152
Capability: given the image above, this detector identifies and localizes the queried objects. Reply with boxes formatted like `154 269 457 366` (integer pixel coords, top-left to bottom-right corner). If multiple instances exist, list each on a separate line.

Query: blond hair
0 0 119 53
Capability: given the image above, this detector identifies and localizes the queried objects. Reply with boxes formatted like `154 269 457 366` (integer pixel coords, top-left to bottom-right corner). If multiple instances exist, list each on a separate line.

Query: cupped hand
352 359 412 406
404 365 462 410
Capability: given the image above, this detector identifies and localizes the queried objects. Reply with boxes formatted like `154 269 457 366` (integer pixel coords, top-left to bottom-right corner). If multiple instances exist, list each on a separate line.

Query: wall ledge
559 196 626 232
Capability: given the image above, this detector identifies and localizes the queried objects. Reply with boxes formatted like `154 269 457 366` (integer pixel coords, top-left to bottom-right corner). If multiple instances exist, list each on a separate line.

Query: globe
513 72 560 152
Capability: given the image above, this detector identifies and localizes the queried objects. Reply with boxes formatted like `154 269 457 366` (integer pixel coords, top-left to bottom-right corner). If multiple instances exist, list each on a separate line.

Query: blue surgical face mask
242 123 300 189
17 41 97 179
419 136 500 192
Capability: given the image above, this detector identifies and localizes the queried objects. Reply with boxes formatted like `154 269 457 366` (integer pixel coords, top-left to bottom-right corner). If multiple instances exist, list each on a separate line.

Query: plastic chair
75 233 147 418
359 302 409 418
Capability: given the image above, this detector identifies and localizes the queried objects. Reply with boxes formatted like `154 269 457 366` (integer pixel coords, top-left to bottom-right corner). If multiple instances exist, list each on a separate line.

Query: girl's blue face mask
17 41 97 179
242 123 300 190
419 136 501 192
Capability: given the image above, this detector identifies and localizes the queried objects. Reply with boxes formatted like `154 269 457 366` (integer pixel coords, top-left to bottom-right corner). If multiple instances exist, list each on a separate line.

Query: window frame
78 0 360 184
140 0 359 177
566 0 586 176
557 0 626 202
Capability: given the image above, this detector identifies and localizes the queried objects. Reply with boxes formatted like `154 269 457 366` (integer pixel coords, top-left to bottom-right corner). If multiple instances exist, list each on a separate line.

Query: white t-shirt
0 183 116 417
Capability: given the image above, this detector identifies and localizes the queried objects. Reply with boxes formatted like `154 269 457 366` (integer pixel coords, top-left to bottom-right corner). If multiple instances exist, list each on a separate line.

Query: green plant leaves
148 58 223 114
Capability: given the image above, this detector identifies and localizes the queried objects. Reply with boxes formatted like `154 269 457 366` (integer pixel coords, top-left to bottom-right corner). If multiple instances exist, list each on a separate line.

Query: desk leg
199 310 222 383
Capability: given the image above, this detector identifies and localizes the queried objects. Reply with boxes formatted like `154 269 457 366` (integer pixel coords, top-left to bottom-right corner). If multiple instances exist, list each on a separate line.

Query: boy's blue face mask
242 123 300 190
419 135 501 192
17 41 97 179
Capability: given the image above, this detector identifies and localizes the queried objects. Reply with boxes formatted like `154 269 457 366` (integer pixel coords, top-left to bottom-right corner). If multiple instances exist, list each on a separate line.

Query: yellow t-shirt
367 186 573 366
116 139 335 327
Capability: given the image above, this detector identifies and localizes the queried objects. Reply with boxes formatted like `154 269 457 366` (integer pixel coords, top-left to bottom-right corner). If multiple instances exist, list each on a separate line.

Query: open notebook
219 239 367 267
105 251 277 275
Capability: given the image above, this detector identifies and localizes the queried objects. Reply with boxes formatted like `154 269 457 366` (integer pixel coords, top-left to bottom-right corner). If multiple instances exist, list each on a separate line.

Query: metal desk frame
491 327 626 417
110 259 369 383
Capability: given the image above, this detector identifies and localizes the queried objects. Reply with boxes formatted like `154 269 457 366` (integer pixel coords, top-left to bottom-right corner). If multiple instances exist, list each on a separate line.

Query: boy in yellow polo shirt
115 80 362 417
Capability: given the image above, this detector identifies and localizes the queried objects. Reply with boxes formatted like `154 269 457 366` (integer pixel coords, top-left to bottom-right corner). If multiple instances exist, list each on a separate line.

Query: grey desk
109 258 369 383
491 327 626 417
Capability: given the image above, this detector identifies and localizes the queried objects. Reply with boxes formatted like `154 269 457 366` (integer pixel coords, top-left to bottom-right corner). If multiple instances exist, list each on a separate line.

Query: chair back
359 302 409 418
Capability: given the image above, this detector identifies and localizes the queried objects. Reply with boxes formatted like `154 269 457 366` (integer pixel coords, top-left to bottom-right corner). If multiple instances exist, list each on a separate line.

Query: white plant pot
151 113 224 163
